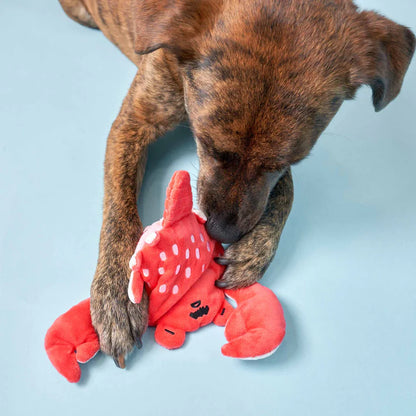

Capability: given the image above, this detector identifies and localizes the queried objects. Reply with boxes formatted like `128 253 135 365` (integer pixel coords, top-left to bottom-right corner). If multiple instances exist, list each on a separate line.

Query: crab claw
222 284 285 359
45 298 100 382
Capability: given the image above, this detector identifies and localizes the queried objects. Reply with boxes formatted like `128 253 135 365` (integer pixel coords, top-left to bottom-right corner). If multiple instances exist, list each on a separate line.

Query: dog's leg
215 169 294 289
90 54 185 367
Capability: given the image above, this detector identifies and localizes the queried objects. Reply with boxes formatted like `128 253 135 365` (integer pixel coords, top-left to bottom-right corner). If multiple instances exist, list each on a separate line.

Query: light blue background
1 1 415 415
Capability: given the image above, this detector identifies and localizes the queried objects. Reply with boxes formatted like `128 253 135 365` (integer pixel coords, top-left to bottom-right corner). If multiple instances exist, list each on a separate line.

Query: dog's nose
205 216 242 244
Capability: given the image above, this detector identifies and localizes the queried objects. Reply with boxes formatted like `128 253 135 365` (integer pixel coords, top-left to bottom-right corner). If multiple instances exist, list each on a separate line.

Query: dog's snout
198 170 272 244
205 215 242 244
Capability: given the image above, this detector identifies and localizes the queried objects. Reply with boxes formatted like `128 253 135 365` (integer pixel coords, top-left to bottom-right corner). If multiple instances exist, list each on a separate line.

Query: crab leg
44 298 100 382
222 283 286 359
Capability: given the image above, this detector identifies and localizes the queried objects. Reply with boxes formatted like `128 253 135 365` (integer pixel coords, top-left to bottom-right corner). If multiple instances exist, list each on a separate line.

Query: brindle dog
58 0 415 367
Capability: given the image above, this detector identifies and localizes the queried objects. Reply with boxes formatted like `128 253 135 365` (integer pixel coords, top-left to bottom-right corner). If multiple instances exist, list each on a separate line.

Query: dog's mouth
197 171 279 244
199 169 289 244
204 217 244 244
202 201 267 244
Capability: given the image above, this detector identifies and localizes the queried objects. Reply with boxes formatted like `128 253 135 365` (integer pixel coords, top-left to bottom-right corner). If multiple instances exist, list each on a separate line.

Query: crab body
127 172 234 348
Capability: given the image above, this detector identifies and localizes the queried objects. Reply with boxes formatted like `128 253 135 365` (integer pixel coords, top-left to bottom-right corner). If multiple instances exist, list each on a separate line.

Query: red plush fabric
44 299 99 382
222 285 286 359
45 171 286 382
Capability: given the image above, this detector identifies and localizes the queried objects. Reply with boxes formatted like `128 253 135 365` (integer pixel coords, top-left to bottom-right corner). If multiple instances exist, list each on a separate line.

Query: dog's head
135 0 415 243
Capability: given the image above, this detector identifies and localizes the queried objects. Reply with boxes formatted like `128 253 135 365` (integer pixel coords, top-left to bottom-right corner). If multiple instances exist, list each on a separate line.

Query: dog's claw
118 355 126 368
214 257 232 266
215 279 229 288
135 337 143 349
113 355 125 369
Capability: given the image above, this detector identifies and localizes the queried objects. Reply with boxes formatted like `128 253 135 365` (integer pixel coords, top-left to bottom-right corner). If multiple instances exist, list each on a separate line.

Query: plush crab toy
45 171 286 383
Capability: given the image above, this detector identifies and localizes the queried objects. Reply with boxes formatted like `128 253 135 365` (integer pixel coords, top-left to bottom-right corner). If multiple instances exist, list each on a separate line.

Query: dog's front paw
90 265 148 368
214 223 279 289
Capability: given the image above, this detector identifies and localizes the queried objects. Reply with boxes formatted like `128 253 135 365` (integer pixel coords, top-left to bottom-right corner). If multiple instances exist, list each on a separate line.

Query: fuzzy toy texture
44 299 99 383
45 171 286 382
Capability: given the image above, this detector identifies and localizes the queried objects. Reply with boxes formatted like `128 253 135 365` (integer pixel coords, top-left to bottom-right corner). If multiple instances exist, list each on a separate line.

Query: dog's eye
196 135 240 166
214 150 240 165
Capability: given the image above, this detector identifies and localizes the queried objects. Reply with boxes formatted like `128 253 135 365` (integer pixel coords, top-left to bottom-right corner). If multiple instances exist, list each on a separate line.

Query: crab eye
191 300 201 308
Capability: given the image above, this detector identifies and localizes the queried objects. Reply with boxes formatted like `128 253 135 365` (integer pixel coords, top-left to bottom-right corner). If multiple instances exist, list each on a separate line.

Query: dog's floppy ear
134 0 221 60
351 12 415 112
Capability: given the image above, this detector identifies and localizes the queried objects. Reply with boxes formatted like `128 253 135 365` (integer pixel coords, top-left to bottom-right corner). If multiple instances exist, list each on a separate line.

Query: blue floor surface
1 1 415 415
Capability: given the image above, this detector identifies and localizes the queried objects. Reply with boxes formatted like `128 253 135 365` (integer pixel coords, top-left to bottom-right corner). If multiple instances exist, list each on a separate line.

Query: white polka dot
172 285 179 294
175 264 181 275
160 251 167 261
145 232 157 244
185 267 191 278
195 248 200 259
172 244 179 255
158 267 165 275
207 242 211 252
202 264 205 272
191 235 195 243
143 269 149 277
159 284 166 293
200 233 205 242
186 248 190 259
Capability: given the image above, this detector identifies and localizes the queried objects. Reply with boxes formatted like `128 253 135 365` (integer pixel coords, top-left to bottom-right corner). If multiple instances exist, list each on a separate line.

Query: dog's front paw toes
215 258 265 289
91 280 148 368
214 238 275 289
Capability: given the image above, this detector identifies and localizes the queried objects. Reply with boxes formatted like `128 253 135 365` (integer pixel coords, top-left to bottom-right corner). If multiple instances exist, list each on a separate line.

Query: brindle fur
58 0 415 366
215 169 294 288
